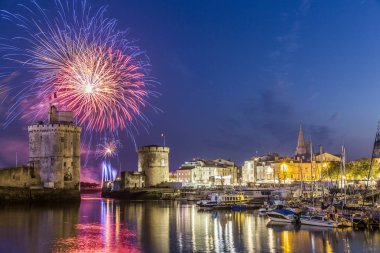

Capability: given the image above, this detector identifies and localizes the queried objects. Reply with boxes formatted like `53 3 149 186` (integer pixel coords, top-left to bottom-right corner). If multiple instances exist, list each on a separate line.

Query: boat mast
362 122 380 209
342 145 346 205
299 158 303 199
310 141 315 207
320 145 325 202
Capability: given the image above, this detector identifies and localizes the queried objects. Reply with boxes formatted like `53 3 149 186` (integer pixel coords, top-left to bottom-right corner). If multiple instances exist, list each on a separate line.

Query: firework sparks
97 140 119 159
0 0 158 135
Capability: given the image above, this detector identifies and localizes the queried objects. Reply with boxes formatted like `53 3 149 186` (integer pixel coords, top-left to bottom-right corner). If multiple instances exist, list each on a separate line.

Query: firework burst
97 139 120 159
0 0 159 135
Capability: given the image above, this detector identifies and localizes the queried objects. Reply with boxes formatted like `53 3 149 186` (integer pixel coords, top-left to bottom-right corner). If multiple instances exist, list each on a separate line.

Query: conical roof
295 125 307 155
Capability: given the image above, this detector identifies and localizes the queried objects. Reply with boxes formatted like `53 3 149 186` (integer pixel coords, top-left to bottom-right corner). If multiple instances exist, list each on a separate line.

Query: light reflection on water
0 194 379 252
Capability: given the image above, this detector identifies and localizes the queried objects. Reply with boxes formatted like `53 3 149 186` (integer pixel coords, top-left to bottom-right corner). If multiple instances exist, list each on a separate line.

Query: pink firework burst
0 0 159 136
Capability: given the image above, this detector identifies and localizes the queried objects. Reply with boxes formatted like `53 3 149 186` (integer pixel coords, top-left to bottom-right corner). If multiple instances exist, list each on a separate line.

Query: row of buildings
174 126 341 186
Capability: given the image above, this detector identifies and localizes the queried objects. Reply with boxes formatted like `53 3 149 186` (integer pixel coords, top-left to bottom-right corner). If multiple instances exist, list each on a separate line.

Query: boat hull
268 216 298 223
267 210 299 223
301 219 337 228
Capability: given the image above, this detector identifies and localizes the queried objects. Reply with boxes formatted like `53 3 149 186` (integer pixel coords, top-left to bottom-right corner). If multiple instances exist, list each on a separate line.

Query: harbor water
0 194 379 253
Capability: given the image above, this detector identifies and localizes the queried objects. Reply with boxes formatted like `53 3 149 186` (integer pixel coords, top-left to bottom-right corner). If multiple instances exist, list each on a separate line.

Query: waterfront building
168 171 178 182
176 158 238 186
277 160 323 182
0 105 81 190
240 153 279 184
240 123 343 184
241 160 255 184
120 171 145 189
177 165 193 183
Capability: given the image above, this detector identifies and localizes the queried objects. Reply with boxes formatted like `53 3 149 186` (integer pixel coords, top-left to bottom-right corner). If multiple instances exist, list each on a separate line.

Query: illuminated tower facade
28 105 81 189
138 145 169 187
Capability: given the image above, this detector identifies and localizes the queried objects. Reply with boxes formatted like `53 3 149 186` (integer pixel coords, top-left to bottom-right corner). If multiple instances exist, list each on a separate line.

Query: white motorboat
300 215 337 228
267 209 300 223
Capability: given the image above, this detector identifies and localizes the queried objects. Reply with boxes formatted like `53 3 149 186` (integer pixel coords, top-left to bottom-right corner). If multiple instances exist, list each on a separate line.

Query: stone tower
138 145 169 187
295 124 307 156
28 105 81 189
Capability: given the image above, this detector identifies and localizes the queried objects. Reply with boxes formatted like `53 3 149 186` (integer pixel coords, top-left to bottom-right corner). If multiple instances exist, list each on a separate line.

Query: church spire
295 124 307 156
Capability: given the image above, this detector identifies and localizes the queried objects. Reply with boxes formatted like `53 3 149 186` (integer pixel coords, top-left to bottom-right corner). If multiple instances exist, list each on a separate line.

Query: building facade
241 160 255 184
120 171 145 189
241 154 279 184
176 158 238 186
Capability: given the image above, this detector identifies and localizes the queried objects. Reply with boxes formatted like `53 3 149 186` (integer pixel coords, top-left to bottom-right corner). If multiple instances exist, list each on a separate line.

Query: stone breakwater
0 187 80 203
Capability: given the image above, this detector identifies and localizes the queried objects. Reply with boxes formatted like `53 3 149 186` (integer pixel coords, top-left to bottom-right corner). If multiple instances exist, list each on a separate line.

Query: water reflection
0 196 380 252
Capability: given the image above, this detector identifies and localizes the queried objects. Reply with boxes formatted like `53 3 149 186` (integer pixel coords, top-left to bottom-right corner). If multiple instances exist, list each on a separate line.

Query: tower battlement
28 124 81 132
138 145 170 153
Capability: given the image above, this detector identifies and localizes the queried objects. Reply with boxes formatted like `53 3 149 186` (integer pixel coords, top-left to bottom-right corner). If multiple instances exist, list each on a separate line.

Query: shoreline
0 187 81 204
101 188 178 200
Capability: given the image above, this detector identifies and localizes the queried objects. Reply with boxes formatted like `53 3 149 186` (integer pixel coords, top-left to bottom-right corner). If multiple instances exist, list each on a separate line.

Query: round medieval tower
138 145 169 187
28 105 81 189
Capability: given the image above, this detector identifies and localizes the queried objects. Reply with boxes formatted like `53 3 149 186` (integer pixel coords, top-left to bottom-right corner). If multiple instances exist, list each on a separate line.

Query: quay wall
0 167 41 188
0 187 80 203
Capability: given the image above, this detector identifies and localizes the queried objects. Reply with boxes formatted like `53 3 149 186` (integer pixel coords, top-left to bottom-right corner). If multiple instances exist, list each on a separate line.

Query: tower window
161 159 165 166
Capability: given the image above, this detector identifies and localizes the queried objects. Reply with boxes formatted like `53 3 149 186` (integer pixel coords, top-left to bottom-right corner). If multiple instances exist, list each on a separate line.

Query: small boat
197 192 245 208
337 217 353 227
352 213 368 229
300 215 337 228
267 209 300 223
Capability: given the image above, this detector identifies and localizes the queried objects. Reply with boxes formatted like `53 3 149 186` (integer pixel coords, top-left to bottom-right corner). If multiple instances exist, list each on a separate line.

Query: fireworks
97 138 121 182
0 1 160 180
0 0 157 134
97 139 120 159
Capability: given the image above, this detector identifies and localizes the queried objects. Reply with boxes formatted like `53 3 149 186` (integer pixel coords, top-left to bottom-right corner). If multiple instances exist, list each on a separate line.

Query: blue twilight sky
1 0 380 181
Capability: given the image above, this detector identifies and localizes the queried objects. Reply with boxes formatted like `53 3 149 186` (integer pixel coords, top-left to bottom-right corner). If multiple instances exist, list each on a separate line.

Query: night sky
1 0 380 182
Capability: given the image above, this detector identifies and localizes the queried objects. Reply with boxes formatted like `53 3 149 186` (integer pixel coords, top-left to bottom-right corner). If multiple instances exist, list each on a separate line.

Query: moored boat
300 215 337 228
352 213 369 229
267 209 300 223
197 192 246 207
